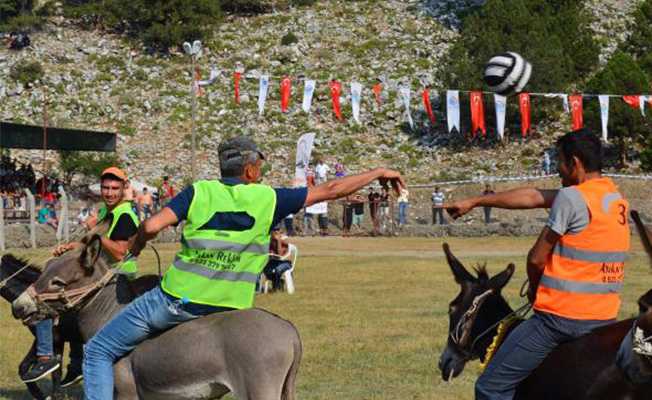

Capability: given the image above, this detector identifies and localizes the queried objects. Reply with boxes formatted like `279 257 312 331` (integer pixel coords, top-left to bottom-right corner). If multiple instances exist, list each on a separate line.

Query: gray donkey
12 234 302 400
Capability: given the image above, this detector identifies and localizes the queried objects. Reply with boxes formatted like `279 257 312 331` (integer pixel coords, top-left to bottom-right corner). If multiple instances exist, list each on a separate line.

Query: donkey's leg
113 358 138 400
50 336 65 400
230 372 285 400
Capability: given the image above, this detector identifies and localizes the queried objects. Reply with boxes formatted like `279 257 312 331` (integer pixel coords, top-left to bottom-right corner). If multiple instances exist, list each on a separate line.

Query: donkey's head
438 243 515 381
12 234 109 325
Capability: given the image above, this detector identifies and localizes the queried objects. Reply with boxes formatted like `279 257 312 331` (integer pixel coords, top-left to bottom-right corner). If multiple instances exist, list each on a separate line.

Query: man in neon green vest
82 136 406 400
25 168 139 386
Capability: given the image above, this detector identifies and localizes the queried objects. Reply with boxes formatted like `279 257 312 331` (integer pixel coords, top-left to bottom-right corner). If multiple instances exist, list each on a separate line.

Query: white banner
640 95 647 117
494 94 507 140
598 95 609 141
302 79 316 113
294 132 316 187
447 90 460 133
399 88 414 130
351 82 362 123
258 75 269 116
306 201 328 215
545 93 570 113
197 69 220 86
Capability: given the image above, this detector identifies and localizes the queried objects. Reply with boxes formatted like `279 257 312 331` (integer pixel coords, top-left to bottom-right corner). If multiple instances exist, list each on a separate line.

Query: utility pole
183 40 202 181
42 90 48 191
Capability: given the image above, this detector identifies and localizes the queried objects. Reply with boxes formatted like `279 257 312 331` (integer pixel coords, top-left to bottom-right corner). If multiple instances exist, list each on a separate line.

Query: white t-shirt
315 163 330 179
306 201 328 215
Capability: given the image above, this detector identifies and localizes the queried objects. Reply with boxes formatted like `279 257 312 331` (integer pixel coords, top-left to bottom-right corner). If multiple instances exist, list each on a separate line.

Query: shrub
10 60 44 86
281 32 299 46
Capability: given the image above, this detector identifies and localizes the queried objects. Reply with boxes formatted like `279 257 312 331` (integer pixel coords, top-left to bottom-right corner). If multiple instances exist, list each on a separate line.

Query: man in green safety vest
24 167 139 386
81 136 406 400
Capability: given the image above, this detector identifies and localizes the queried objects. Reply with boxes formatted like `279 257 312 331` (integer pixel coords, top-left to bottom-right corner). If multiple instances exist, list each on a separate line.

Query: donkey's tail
281 323 302 400
632 210 652 272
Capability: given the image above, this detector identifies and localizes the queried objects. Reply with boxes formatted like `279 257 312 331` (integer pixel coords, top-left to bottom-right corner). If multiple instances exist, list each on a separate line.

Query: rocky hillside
0 0 646 188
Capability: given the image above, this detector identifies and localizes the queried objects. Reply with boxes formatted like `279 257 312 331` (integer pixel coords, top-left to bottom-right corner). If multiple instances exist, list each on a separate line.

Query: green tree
584 51 651 169
625 0 652 78
58 151 121 187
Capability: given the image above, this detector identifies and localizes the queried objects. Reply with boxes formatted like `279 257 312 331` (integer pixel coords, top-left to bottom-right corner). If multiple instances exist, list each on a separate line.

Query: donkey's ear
488 264 515 292
632 211 652 272
81 234 103 271
443 243 475 285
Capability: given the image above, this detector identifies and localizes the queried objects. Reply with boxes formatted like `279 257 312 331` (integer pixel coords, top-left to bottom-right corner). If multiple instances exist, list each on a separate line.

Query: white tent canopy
88 180 158 196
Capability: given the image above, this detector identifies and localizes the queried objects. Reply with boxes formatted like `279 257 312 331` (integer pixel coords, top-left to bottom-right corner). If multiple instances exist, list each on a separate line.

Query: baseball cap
101 167 127 182
218 136 265 162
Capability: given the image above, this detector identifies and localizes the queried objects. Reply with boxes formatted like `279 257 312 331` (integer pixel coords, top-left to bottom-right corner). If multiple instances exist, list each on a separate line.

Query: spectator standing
342 196 353 236
335 158 345 178
352 194 365 233
306 162 316 187
431 186 446 225
307 201 329 236
315 160 330 184
397 188 409 227
283 213 295 236
482 184 496 224
124 180 138 215
302 209 314 236
367 188 380 230
159 176 175 206
542 151 551 176
138 187 154 221
379 187 391 229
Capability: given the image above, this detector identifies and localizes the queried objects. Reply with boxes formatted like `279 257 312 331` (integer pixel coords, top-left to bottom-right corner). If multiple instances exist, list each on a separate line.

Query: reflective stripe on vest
99 202 139 276
534 178 630 321
161 180 276 309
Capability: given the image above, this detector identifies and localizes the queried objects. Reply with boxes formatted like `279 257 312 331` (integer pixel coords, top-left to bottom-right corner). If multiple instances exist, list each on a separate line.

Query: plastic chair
263 244 298 294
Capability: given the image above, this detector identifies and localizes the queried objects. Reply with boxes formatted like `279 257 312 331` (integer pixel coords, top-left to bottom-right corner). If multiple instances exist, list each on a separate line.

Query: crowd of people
1 156 36 206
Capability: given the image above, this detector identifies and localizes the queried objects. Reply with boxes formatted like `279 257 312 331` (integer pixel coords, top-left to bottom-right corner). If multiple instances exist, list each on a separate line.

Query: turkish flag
570 94 583 130
196 70 202 97
373 84 384 107
281 77 291 113
622 95 640 109
330 81 342 122
422 88 436 123
470 91 486 138
234 72 242 105
519 93 531 137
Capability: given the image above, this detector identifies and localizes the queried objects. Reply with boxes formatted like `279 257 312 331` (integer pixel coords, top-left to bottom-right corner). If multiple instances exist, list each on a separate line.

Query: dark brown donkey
12 235 302 400
438 243 652 399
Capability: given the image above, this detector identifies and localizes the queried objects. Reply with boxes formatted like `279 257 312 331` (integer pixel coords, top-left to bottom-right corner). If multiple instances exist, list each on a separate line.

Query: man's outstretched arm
304 168 405 208
129 208 179 257
443 188 558 220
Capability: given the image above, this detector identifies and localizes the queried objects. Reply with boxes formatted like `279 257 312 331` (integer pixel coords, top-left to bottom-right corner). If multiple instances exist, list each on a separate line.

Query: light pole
183 40 202 181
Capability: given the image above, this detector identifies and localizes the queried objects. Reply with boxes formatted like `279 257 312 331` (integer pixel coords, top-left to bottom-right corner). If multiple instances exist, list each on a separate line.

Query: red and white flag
329 81 342 122
519 93 531 137
422 88 436 124
373 85 384 107
470 91 486 138
570 94 583 130
623 95 648 116
234 72 242 105
281 77 291 113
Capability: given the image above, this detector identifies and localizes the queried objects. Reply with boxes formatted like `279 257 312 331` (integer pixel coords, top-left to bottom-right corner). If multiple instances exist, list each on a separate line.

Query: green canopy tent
0 122 116 151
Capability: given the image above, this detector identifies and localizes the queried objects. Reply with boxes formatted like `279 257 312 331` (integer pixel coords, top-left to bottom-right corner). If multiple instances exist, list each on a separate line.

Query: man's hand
442 198 476 220
53 242 81 257
377 169 406 196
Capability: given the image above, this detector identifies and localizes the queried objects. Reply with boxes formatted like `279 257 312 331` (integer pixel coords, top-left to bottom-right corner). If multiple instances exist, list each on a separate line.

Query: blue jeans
35 319 54 356
476 312 613 400
263 260 293 291
398 202 408 226
83 286 218 400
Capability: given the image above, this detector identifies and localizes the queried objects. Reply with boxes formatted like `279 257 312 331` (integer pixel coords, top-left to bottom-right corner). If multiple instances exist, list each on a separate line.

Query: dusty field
1 237 651 400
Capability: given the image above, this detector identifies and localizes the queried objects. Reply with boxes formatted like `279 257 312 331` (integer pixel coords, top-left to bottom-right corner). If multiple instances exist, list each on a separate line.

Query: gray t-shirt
547 187 590 235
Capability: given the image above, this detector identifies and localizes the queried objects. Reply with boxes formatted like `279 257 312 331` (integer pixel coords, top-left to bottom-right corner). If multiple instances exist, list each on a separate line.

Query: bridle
26 266 118 316
449 289 532 362
632 320 652 367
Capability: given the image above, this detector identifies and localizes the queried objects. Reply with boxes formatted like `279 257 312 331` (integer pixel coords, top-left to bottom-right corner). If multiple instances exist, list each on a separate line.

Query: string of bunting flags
195 69 651 141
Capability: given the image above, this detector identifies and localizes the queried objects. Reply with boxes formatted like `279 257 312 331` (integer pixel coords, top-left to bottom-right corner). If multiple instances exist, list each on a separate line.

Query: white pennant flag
599 95 609 141
302 79 316 113
640 95 647 117
351 82 362 123
258 75 269 116
447 90 460 134
494 94 507 140
399 88 414 130
197 69 220 86
294 132 316 187
545 93 570 113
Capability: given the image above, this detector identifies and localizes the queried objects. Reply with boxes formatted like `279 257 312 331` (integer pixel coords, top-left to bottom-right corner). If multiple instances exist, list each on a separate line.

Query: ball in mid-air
483 52 532 96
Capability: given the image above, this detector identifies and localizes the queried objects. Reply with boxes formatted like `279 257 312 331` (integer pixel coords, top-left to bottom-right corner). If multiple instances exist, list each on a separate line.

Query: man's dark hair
556 129 603 173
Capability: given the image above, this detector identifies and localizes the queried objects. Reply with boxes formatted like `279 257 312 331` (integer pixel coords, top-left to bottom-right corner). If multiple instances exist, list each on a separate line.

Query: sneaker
21 356 61 383
61 363 83 387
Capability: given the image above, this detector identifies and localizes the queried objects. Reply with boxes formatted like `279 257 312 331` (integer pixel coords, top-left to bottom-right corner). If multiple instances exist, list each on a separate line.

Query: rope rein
632 321 652 366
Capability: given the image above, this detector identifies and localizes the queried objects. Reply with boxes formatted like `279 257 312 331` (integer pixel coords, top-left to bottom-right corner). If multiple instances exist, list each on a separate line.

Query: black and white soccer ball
483 52 532 95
